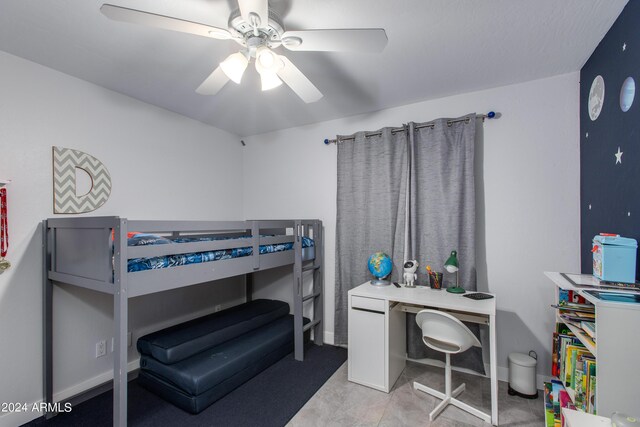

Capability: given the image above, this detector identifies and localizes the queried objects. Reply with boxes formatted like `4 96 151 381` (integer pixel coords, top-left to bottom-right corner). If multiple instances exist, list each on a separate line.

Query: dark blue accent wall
581 1 640 279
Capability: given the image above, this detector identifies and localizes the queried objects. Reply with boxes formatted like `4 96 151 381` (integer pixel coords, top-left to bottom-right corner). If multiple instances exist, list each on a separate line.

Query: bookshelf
546 272 640 418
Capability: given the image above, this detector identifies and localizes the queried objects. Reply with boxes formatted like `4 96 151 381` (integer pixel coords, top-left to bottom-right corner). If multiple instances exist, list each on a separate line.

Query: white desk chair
413 309 491 424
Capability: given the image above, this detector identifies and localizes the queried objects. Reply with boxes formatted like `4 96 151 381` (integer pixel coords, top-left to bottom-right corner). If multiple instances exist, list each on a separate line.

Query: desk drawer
351 295 386 313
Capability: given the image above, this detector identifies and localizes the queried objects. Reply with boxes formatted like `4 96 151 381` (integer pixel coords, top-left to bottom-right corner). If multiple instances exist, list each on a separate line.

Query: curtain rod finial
487 111 496 119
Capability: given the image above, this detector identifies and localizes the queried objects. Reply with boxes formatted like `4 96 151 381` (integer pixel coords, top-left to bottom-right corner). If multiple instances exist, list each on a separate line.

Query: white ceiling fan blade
276 56 322 103
237 0 269 29
100 4 233 40
196 66 230 95
281 29 387 52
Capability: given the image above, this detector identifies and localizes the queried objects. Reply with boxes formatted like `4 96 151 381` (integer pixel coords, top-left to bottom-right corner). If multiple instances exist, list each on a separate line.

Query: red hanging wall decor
0 188 10 272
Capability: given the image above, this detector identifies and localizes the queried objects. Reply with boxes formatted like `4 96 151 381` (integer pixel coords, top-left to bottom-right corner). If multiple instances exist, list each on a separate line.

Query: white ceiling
0 0 627 136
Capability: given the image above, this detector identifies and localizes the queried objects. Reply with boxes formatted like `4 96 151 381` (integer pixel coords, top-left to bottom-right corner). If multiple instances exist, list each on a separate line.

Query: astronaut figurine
403 260 419 288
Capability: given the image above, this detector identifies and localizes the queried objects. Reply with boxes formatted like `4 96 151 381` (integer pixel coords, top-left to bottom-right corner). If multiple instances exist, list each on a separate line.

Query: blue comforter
127 234 314 273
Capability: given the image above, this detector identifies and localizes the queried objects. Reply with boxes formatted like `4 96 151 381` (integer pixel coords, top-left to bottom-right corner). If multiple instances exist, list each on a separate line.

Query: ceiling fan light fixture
255 46 282 73
260 71 283 91
220 51 249 84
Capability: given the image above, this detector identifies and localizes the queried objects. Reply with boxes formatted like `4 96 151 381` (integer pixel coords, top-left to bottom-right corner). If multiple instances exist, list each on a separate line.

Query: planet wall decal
589 75 605 121
620 76 635 112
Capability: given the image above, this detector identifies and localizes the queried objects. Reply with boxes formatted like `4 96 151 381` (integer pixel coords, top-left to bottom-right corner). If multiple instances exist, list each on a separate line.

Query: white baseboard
0 359 141 427
493 364 550 391
0 406 43 427
323 331 334 345
54 359 141 403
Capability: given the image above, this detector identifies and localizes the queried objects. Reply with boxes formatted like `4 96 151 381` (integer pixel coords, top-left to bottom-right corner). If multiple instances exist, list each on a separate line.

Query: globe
367 252 393 286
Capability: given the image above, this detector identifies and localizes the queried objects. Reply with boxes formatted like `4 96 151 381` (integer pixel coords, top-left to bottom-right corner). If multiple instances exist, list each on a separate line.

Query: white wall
0 52 245 426
242 72 581 380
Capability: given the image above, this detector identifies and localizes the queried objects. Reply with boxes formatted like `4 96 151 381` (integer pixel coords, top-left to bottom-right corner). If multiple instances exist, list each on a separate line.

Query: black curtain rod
323 111 498 145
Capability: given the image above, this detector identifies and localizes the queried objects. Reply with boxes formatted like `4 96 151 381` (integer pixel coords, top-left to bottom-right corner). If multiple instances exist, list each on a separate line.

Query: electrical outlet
214 304 222 312
96 340 106 358
110 332 133 352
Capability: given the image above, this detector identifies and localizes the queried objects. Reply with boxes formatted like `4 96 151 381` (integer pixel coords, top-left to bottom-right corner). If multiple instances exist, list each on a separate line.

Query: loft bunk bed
42 216 324 427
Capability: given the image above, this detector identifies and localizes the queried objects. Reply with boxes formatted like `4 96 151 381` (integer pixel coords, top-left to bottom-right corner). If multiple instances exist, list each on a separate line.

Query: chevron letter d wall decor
53 147 112 214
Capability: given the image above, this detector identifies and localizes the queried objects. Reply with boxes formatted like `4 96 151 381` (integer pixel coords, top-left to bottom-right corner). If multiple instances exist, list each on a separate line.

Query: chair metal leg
413 381 445 400
429 396 451 421
451 398 492 424
452 383 465 398
445 354 452 396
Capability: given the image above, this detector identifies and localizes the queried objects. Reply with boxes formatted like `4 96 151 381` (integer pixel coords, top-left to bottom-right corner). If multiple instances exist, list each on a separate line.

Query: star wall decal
615 147 623 164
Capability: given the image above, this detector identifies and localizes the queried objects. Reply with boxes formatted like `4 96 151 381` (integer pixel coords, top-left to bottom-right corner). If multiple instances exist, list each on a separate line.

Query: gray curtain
405 115 484 374
333 128 408 345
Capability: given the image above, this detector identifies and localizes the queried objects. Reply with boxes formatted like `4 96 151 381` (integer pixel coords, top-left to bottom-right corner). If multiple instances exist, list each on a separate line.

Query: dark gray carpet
25 344 346 427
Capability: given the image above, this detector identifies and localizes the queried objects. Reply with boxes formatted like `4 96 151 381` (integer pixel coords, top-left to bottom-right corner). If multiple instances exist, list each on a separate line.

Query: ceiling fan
100 1 388 103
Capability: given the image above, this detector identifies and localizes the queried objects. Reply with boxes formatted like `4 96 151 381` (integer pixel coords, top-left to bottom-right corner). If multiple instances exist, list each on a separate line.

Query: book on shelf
573 352 594 408
559 389 576 426
544 382 555 427
559 289 586 304
564 344 588 386
552 333 560 378
551 380 564 420
574 367 584 409
552 302 595 313
574 311 595 319
586 360 596 415
558 335 586 384
559 315 582 328
552 332 574 378
581 321 596 339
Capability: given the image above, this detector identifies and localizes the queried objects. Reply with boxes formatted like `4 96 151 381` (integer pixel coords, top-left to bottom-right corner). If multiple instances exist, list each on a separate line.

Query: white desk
347 282 498 426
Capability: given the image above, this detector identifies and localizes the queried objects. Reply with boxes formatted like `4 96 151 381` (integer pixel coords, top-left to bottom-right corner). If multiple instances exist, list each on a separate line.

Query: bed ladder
293 220 324 361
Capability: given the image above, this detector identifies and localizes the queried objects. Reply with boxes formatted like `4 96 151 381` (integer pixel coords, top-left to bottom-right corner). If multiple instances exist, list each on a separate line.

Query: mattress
139 315 309 396
137 340 294 414
137 299 290 364
127 234 314 273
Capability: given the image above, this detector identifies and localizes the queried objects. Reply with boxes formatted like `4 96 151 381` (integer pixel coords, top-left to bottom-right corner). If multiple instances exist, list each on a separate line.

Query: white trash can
508 351 538 399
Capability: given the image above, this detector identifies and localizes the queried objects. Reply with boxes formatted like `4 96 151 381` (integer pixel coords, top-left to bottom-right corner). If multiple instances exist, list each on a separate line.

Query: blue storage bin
592 234 638 284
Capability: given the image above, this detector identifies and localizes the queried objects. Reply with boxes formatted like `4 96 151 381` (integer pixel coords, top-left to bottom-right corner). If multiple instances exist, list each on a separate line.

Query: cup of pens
426 265 443 290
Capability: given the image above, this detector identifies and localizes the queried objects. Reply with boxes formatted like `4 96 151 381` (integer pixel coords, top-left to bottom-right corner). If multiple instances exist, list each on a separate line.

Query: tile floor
288 361 544 426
